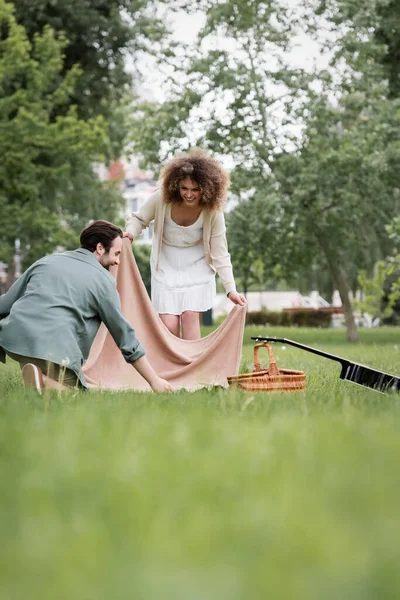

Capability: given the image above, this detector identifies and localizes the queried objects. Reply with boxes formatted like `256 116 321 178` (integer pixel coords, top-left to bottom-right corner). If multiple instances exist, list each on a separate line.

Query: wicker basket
228 343 306 392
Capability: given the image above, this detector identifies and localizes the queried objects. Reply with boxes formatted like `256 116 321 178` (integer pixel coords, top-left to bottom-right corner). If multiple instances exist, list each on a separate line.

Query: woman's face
179 177 201 207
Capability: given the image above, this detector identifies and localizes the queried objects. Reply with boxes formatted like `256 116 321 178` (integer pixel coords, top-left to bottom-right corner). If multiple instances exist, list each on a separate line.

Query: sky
132 2 334 102
125 2 337 169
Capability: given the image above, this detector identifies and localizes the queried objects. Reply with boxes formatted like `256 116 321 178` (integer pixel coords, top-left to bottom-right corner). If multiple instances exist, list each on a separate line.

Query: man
0 220 171 393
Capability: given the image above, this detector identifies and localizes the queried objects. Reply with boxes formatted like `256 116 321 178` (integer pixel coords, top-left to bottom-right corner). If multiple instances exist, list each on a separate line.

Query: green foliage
226 197 268 294
11 0 170 155
132 243 151 297
376 0 400 98
316 0 400 98
385 216 400 314
387 216 400 247
245 309 332 327
245 310 290 327
129 0 311 171
128 0 400 342
356 261 395 320
288 309 333 328
0 1 126 268
355 217 400 322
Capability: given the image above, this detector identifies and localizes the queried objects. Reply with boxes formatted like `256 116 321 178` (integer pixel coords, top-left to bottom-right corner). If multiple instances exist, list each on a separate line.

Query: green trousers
6 350 81 388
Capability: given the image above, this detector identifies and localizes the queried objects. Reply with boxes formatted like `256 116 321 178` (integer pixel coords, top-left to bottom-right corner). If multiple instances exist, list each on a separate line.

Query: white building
94 158 156 245
123 165 156 245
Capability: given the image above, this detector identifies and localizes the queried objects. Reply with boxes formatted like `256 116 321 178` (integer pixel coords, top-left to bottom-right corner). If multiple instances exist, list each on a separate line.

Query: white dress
151 205 216 314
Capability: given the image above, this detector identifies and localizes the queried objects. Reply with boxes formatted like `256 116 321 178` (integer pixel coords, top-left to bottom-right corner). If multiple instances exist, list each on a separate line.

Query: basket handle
253 343 280 376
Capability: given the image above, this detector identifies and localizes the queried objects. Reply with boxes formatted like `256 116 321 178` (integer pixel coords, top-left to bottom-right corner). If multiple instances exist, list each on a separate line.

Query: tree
383 217 400 322
353 217 400 323
299 0 400 337
356 262 394 322
226 198 265 295
132 244 151 297
11 0 170 155
0 0 124 274
375 1 400 98
315 0 400 99
128 0 400 341
270 82 400 340
130 0 311 168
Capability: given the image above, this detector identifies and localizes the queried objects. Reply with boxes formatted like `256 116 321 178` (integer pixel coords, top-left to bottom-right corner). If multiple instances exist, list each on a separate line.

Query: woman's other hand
123 232 134 242
228 291 247 306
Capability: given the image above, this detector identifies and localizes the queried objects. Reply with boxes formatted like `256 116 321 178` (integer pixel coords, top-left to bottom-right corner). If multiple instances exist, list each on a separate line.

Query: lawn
1 327 400 599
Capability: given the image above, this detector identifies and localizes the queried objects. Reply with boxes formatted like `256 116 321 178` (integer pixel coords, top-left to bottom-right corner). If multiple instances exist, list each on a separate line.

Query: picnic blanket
82 240 246 391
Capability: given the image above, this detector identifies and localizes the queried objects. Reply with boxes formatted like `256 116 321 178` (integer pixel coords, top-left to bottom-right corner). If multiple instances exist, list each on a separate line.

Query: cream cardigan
125 189 237 295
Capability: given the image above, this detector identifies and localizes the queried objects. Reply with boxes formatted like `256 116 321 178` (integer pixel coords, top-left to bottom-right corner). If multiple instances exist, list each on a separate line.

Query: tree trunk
242 275 249 296
6 257 16 292
316 233 359 342
331 265 359 342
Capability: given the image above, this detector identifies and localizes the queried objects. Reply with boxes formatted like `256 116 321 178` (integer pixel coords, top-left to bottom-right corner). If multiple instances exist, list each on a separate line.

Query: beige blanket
83 240 246 391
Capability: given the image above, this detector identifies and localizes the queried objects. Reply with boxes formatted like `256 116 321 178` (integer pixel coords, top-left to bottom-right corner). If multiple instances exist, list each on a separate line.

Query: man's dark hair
80 220 123 253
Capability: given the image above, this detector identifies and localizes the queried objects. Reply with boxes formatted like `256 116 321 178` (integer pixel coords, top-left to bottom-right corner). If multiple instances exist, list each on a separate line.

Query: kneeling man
0 220 171 393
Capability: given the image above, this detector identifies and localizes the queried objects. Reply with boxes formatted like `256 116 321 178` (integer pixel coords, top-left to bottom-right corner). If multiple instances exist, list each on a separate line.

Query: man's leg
6 351 80 391
21 363 44 393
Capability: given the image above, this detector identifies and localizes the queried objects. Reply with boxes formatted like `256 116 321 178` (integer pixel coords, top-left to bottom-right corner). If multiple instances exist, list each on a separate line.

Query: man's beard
99 255 111 270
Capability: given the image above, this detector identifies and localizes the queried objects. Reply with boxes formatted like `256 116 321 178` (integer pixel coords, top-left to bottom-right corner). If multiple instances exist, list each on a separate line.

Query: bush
133 244 151 297
214 313 228 327
245 309 331 328
290 310 331 327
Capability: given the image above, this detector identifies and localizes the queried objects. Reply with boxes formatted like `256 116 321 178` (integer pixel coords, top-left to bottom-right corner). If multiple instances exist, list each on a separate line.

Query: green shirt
0 248 145 387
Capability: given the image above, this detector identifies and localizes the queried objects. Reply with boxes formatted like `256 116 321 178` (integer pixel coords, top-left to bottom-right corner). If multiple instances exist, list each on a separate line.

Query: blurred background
1 5 400 598
1 0 399 342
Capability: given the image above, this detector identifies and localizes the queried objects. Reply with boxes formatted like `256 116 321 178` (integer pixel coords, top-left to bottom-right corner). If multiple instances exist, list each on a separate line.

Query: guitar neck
251 337 346 366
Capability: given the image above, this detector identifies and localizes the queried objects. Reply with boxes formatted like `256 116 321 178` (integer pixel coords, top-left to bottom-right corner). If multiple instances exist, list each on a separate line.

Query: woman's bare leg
181 311 201 340
159 314 181 337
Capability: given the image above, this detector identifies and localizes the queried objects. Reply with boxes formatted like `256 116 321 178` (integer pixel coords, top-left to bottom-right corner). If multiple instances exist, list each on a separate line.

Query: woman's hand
123 231 134 242
228 291 247 306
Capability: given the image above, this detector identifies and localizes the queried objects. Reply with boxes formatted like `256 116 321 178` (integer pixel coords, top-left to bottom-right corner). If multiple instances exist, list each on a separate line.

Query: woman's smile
179 177 201 206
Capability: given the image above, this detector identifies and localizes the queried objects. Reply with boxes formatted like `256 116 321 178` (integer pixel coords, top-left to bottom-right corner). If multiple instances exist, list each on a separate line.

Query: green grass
1 327 400 599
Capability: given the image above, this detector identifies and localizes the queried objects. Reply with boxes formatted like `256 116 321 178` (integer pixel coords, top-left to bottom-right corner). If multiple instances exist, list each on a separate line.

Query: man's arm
130 355 172 393
96 283 171 392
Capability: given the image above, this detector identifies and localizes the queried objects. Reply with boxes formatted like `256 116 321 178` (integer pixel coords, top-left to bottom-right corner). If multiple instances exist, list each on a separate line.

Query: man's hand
132 356 173 392
228 291 247 306
123 232 134 242
151 377 173 393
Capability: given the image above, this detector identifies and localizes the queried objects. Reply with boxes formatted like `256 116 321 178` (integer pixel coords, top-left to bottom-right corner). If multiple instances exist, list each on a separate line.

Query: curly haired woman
124 149 247 340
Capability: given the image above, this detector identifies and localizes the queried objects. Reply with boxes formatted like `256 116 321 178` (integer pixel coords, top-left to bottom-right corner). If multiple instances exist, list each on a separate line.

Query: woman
124 149 247 339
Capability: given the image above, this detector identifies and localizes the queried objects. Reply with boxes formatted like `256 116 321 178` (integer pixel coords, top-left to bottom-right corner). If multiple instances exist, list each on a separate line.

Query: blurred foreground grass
1 327 400 599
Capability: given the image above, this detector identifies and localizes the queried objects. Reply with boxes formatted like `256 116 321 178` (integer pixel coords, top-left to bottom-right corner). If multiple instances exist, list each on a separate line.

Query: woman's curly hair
160 149 229 212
